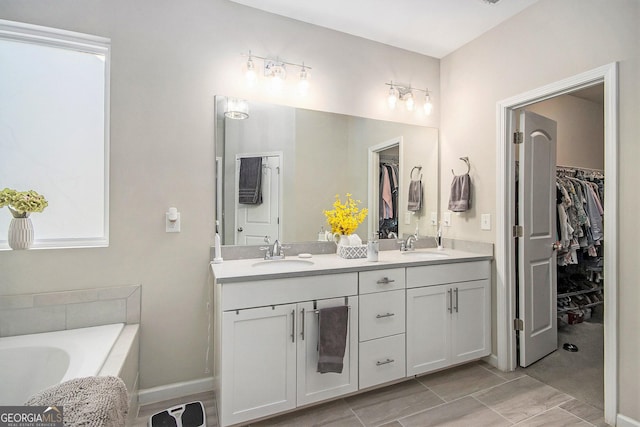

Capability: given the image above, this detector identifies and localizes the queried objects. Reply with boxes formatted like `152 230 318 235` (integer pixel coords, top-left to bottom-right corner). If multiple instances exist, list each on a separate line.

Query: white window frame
0 20 110 249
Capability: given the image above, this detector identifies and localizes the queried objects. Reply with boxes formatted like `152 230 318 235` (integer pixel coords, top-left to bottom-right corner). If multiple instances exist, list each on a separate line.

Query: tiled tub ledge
0 285 141 337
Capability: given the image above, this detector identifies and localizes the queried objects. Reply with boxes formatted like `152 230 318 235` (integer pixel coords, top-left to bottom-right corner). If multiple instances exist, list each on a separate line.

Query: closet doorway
368 137 402 240
496 63 618 425
515 85 605 410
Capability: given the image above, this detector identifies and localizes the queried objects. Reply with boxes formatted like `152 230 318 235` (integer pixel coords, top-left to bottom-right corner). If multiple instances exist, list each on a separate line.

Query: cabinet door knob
376 312 395 319
376 277 396 284
376 358 395 366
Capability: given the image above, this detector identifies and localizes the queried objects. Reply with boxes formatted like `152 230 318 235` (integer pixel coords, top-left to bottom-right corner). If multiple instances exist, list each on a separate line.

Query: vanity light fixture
224 97 249 120
385 81 432 115
241 50 312 95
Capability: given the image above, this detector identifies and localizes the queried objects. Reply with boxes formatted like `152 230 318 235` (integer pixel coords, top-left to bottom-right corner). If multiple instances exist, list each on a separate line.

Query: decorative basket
337 244 367 259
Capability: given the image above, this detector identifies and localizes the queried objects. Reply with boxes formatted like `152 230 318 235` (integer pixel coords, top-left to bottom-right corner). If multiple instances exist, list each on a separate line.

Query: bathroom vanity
211 249 491 427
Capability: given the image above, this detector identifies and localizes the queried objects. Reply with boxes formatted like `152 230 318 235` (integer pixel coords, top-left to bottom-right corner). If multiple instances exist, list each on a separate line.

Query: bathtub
0 323 139 406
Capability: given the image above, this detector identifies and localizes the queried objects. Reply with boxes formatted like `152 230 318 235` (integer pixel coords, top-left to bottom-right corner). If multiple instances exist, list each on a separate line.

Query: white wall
440 0 639 420
0 0 439 389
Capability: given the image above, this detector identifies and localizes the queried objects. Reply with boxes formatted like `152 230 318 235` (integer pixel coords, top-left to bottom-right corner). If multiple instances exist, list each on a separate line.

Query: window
0 20 110 249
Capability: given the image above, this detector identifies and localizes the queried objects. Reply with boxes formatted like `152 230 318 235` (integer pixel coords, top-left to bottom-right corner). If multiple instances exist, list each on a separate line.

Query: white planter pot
8 217 34 250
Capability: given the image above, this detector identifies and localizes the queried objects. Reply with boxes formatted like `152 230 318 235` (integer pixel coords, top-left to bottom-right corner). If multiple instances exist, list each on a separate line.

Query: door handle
300 308 305 340
237 227 243 232
454 288 459 313
552 242 562 251
376 358 395 366
290 309 295 343
448 289 452 313
376 277 395 285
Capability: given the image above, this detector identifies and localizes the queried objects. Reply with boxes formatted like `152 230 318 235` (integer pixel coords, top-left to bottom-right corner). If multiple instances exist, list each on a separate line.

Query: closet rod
556 165 603 173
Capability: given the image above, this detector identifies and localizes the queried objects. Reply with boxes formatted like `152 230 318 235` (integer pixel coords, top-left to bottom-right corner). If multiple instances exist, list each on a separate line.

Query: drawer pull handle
376 312 395 319
376 358 394 366
376 277 396 285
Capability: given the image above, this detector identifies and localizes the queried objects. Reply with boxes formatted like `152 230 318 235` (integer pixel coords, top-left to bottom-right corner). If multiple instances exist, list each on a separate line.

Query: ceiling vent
481 0 501 4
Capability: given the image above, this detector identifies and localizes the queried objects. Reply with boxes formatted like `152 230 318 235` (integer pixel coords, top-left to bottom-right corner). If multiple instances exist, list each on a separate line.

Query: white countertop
211 248 492 283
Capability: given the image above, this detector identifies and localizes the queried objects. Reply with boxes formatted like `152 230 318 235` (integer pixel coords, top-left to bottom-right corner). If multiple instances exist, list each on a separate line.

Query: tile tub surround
0 285 141 337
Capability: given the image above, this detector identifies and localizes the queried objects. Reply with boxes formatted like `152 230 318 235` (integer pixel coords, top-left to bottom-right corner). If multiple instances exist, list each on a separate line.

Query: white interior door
235 155 281 245
518 110 558 367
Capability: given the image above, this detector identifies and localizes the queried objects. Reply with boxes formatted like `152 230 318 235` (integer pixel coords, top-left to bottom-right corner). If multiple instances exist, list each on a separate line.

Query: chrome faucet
260 236 289 259
401 234 418 251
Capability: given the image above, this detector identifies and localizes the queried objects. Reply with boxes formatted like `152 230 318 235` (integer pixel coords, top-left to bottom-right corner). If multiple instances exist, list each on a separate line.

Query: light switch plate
443 212 452 227
430 212 437 226
404 212 412 225
166 213 181 232
481 213 491 230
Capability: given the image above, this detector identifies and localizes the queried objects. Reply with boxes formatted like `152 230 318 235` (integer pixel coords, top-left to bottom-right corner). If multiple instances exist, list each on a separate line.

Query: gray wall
440 0 639 420
0 0 439 390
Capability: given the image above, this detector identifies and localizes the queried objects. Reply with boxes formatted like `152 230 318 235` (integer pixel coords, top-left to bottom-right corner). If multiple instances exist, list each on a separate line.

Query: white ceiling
229 0 540 58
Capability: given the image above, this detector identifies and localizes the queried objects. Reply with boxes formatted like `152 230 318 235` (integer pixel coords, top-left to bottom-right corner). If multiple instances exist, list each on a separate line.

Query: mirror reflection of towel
238 157 262 204
317 305 349 374
408 180 423 212
449 173 471 212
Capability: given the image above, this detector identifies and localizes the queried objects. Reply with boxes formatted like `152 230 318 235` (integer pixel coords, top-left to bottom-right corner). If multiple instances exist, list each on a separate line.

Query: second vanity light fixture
386 81 433 116
243 50 311 96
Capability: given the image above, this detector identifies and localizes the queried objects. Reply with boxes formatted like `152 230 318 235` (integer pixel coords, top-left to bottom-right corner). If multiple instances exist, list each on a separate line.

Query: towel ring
410 166 422 180
451 157 470 176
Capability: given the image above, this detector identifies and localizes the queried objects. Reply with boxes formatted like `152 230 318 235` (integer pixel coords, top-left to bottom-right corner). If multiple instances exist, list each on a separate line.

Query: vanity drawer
359 290 405 341
359 334 406 389
406 261 490 288
359 268 405 294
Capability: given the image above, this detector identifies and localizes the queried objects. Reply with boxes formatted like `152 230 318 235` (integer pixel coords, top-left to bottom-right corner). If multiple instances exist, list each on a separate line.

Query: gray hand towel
448 173 471 212
408 180 423 212
238 157 263 204
317 305 349 374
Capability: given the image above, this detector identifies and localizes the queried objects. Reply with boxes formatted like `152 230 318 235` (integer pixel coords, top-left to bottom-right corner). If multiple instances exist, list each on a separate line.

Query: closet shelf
557 286 603 299
557 300 603 314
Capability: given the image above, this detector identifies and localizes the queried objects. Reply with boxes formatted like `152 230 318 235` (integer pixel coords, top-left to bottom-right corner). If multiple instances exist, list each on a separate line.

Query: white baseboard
483 353 499 369
137 377 215 405
617 414 640 427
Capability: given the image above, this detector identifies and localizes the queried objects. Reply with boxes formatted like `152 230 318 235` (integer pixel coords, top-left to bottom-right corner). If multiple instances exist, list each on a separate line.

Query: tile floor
133 361 608 427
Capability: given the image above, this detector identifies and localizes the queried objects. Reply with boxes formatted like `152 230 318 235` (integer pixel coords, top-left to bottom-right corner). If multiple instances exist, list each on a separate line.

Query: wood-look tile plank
399 396 511 427
513 407 591 426
473 376 572 424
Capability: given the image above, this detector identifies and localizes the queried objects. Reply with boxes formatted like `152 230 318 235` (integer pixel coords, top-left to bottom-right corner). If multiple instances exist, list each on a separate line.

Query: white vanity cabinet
217 273 358 427
358 268 407 389
406 261 491 376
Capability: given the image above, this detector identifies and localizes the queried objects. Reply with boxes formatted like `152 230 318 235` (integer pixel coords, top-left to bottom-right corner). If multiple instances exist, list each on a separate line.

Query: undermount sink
400 250 450 259
251 259 315 269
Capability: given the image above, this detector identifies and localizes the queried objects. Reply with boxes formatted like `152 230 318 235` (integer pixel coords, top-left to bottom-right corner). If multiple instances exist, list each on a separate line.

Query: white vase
8 217 34 250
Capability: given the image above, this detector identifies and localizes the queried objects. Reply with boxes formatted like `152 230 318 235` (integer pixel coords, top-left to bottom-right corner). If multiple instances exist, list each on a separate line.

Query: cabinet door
221 304 296 427
406 285 450 376
296 297 359 406
451 279 491 364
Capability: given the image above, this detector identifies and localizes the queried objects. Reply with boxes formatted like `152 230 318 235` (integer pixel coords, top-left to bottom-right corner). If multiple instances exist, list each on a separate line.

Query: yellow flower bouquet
323 193 368 236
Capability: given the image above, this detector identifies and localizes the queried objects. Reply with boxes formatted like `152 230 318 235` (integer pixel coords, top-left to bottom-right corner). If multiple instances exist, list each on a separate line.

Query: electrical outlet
443 211 452 227
404 212 412 225
481 213 491 230
430 212 437 225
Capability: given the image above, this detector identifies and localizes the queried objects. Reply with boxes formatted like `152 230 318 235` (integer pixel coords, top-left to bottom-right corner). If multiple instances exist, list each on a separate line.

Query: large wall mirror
215 95 439 246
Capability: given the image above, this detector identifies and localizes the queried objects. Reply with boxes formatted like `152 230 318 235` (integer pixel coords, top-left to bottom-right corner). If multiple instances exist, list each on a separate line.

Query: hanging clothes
378 161 399 238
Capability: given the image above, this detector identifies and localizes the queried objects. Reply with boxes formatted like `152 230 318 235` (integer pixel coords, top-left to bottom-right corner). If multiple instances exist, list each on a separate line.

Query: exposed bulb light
225 97 249 120
245 55 257 84
298 65 309 96
388 84 399 109
404 91 415 111
385 81 433 117
424 93 433 115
